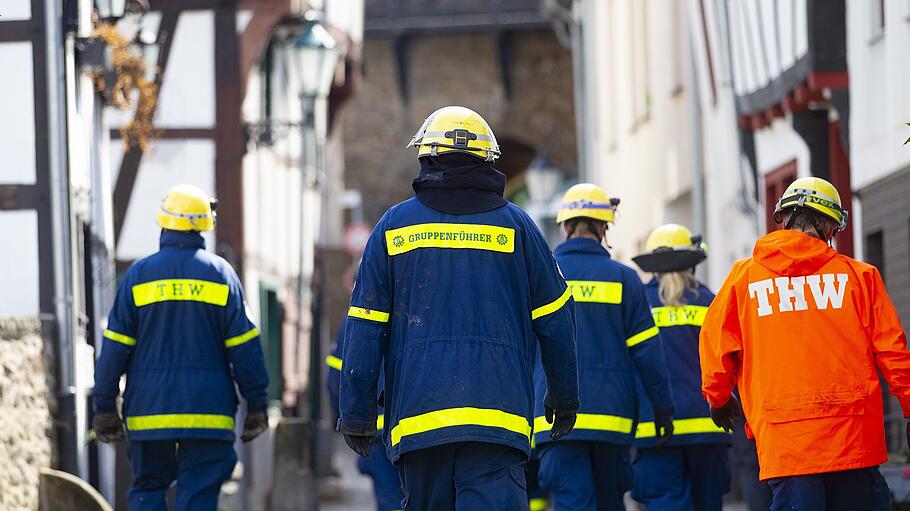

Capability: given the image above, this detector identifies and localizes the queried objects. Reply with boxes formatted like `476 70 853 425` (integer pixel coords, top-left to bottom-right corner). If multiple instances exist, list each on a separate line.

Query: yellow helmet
156 184 216 232
556 183 620 224
407 106 501 161
773 177 848 232
633 223 707 273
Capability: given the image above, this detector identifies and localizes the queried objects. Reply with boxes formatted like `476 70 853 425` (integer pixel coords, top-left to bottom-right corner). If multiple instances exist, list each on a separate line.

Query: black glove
93 412 125 443
241 412 269 443
545 404 577 440
654 415 675 448
710 395 741 433
344 433 375 457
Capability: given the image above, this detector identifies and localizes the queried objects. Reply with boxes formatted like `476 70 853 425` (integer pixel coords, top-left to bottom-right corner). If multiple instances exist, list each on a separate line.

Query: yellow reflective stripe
326 355 343 370
225 327 259 348
348 306 390 323
530 498 549 511
634 417 729 438
377 414 385 431
385 223 515 256
566 280 623 304
126 413 235 431
534 413 634 435
651 305 708 327
132 279 230 307
626 325 659 347
531 287 572 320
390 407 531 446
103 329 136 346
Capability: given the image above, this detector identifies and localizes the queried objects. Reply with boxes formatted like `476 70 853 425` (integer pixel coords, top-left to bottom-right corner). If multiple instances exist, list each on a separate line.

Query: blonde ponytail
657 271 699 306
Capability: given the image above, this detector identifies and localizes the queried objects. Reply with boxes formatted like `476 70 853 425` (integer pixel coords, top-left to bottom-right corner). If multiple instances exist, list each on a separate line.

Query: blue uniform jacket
534 237 674 446
635 278 731 448
327 322 386 431
339 198 579 462
93 230 269 442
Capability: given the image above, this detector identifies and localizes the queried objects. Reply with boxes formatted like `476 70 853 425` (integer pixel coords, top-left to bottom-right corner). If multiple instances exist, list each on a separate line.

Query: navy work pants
631 444 731 511
396 442 527 510
127 439 237 511
537 441 631 511
768 467 891 511
357 438 405 511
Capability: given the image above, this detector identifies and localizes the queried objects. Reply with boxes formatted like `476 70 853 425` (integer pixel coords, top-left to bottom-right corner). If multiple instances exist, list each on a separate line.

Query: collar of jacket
160 229 206 249
412 154 507 214
554 237 611 257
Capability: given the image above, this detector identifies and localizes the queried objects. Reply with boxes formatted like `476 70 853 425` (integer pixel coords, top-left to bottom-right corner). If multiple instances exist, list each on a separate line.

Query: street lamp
283 17 339 100
282 15 339 474
95 0 148 21
526 154 563 204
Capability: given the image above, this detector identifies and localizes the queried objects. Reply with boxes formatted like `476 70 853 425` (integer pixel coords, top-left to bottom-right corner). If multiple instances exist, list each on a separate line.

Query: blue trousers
538 441 631 511
768 467 891 511
127 439 237 511
632 444 731 511
357 439 405 511
397 442 527 510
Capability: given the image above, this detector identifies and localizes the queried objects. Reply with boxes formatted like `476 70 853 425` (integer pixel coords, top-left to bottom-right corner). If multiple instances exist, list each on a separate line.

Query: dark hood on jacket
412 153 507 215
753 229 836 276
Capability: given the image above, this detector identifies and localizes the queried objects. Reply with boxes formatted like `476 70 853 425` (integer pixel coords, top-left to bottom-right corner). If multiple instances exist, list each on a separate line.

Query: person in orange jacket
699 176 910 510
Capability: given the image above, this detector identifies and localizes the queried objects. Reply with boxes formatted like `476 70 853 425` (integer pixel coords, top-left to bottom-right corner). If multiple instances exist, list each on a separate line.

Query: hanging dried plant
92 23 159 152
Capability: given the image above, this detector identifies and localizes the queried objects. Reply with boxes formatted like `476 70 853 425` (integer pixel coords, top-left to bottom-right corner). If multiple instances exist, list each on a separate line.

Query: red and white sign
343 223 372 255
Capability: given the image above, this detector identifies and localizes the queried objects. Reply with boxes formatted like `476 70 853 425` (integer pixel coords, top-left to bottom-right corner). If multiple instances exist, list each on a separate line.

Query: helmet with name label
407 106 501 161
633 224 707 272
156 184 217 232
773 177 848 233
555 183 620 224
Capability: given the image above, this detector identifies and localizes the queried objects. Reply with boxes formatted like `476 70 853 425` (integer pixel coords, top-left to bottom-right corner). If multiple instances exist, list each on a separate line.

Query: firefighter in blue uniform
630 224 731 510
327 324 404 511
338 106 580 510
533 184 676 511
92 184 270 511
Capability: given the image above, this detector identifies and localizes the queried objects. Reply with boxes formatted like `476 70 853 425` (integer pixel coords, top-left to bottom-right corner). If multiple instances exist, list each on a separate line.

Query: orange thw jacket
700 229 910 480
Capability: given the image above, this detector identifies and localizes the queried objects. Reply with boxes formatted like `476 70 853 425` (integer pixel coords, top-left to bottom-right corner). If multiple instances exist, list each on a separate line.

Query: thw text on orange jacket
699 230 910 480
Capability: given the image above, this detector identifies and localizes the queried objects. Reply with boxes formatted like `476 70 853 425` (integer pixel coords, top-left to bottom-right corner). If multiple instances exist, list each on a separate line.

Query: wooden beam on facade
214 1 246 277
110 127 216 140
113 12 179 244
0 20 34 42
0 184 38 210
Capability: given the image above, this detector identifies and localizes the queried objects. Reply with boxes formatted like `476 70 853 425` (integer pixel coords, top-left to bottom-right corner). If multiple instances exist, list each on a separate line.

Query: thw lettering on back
748 273 848 317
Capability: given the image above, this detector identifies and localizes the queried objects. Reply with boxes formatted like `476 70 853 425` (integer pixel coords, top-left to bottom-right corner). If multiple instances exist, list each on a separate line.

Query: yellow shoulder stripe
626 325 659 347
531 287 573 320
348 306 390 323
104 329 137 346
325 355 343 370
225 327 259 348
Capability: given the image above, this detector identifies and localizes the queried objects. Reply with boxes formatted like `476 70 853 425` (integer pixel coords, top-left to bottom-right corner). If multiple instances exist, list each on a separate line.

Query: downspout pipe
688 34 706 281
45 0 78 475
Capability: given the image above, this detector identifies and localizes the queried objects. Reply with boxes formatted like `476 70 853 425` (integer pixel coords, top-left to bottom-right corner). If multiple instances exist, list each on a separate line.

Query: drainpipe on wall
688 34 707 282
45 0 78 475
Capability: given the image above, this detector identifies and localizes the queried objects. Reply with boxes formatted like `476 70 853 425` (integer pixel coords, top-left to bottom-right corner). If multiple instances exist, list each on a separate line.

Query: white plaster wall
754 116 811 178
1 0 31 20
686 0 761 290
116 140 216 260
0 211 39 316
0 42 35 184
155 11 216 128
847 0 910 191
586 0 694 265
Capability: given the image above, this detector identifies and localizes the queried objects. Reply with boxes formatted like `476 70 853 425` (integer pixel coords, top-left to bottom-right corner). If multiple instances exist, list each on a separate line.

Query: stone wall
0 317 56 511
342 29 577 223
